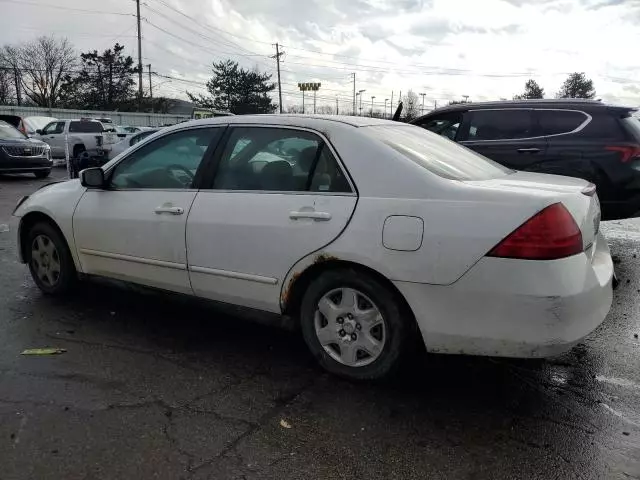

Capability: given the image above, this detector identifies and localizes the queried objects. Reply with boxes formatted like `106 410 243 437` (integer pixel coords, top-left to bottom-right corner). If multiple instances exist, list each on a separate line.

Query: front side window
537 110 588 136
212 127 351 193
466 109 535 141
43 122 64 135
110 127 220 189
69 121 103 133
417 112 464 141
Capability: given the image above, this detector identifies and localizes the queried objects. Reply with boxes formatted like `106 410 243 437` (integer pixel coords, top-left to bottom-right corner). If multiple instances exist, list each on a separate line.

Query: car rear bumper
395 231 613 358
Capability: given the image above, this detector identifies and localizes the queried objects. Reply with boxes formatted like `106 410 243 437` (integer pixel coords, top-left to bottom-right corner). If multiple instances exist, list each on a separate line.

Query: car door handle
154 206 184 215
517 148 541 153
289 211 332 221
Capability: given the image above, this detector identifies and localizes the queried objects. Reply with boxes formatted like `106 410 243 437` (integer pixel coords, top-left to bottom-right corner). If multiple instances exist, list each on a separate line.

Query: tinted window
69 121 103 133
0 120 26 140
537 110 587 136
467 110 535 140
213 127 351 193
111 128 220 189
363 125 512 181
582 113 626 140
417 112 464 141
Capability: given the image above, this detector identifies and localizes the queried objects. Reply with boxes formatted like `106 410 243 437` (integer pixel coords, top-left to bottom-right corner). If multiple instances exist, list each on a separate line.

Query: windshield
0 120 27 140
362 125 513 181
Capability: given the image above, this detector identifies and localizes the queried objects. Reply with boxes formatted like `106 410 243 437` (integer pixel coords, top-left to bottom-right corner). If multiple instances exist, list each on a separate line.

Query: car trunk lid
464 171 600 254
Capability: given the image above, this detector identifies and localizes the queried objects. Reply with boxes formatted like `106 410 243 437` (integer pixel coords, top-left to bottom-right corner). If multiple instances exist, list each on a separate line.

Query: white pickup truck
35 118 121 166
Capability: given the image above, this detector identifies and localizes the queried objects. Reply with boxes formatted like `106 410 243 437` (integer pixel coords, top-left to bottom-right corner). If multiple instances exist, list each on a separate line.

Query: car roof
174 114 398 130
416 99 635 118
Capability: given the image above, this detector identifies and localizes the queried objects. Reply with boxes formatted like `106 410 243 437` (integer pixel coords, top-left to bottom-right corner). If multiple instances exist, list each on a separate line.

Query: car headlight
43 144 51 159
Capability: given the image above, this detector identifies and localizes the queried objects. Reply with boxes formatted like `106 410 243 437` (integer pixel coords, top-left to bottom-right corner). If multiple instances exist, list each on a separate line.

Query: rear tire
34 170 51 179
300 268 414 381
26 221 76 295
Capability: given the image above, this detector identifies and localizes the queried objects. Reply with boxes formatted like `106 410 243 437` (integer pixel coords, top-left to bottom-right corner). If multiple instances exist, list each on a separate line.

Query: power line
0 0 135 16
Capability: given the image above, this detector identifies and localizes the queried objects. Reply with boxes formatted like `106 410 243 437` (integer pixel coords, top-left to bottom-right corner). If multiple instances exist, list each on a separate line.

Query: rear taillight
487 203 582 260
605 145 640 163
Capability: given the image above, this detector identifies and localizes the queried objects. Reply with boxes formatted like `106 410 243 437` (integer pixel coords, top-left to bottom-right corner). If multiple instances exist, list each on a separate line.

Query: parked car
12 116 613 380
108 128 159 158
34 118 119 167
0 120 52 178
121 126 154 134
411 99 640 220
0 115 57 137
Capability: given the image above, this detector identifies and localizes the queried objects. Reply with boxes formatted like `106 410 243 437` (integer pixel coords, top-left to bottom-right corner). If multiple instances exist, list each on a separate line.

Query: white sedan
12 115 613 380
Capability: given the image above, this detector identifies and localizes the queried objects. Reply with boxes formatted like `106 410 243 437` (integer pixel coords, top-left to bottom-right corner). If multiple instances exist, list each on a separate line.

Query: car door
73 126 224 294
40 121 66 157
458 109 548 170
186 125 357 313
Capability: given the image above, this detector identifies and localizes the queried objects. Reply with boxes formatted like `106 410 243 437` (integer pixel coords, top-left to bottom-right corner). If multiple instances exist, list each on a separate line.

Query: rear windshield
362 125 513 180
0 120 26 140
621 116 640 142
69 121 103 133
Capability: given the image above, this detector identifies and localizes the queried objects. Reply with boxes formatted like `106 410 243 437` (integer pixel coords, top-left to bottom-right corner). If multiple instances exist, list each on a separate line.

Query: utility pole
352 73 356 115
420 93 426 115
272 43 284 113
370 96 375 117
384 99 389 119
358 89 365 116
390 91 394 118
136 0 143 111
434 100 437 109
336 97 339 115
147 64 153 112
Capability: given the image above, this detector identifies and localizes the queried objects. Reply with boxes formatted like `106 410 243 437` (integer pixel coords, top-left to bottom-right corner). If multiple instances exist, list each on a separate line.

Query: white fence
0 105 190 127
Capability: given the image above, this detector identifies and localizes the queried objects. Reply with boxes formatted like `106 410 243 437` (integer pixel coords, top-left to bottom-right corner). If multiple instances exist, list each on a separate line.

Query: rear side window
363 125 513 181
536 110 587 136
466 110 535 141
69 121 103 133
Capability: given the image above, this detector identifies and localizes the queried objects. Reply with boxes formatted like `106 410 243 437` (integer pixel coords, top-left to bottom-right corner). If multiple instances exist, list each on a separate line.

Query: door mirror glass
35 129 43 135
81 168 105 188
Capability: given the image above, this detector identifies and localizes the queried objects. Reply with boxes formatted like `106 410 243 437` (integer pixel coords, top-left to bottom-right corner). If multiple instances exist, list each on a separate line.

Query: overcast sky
3 0 640 113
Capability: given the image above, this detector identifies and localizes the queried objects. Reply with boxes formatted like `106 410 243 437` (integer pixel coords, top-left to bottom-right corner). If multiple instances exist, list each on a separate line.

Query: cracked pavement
0 170 639 479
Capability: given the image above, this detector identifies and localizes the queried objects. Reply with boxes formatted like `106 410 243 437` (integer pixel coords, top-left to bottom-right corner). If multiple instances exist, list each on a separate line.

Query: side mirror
80 168 105 188
35 129 43 135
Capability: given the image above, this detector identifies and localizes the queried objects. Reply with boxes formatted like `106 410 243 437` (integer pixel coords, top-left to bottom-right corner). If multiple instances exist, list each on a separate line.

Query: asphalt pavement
0 169 638 480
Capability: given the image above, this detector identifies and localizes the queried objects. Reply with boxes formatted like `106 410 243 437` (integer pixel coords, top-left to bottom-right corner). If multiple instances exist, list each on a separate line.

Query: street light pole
371 96 375 117
420 93 426 115
358 89 365 116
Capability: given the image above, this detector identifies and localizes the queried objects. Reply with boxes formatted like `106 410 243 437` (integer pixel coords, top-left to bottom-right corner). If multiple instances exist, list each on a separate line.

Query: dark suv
411 99 640 220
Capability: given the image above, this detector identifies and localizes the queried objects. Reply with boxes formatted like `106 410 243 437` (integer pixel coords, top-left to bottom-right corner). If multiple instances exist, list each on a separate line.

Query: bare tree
402 90 420 121
316 105 335 115
4 36 76 107
285 104 303 114
0 68 14 104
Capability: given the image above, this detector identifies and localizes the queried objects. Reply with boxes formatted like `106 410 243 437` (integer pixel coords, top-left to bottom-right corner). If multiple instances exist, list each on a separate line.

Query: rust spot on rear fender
314 253 339 264
281 271 301 307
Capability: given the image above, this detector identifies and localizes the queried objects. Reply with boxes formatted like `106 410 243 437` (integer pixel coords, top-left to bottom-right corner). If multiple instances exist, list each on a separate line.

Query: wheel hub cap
314 287 387 367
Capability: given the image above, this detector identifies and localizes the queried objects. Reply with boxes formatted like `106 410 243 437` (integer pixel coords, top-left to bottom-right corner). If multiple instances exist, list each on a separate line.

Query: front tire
34 169 51 179
300 269 414 381
26 221 76 295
